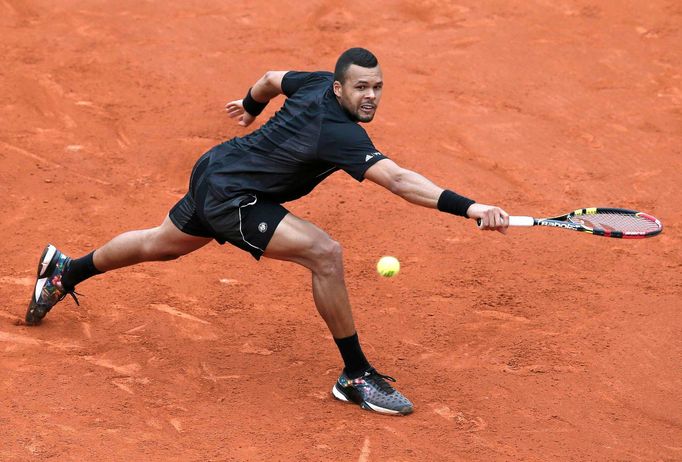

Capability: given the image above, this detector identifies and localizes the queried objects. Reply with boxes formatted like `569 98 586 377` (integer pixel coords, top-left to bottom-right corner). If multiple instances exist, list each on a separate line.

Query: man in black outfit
26 48 509 415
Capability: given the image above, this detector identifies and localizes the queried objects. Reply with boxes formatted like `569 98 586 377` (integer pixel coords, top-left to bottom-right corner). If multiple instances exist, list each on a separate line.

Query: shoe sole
332 383 412 416
25 244 58 326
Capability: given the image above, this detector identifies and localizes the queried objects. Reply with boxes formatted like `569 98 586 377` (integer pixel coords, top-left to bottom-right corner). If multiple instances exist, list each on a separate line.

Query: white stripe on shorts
238 195 264 252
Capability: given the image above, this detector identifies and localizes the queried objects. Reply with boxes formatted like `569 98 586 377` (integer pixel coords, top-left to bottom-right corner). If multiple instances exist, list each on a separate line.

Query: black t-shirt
205 71 388 204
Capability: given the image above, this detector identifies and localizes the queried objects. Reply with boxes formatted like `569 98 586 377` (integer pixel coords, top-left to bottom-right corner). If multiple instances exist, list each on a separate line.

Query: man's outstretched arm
364 158 509 233
225 70 288 127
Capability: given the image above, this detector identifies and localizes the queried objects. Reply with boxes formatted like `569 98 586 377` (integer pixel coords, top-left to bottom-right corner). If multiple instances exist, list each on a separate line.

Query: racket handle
508 216 534 227
476 216 535 228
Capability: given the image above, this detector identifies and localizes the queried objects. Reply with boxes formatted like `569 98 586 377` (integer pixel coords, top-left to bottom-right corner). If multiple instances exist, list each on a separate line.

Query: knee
310 238 343 277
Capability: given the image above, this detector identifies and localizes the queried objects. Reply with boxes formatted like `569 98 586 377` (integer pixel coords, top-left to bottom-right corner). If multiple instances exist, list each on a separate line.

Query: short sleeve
281 71 311 97
281 71 333 98
318 123 389 181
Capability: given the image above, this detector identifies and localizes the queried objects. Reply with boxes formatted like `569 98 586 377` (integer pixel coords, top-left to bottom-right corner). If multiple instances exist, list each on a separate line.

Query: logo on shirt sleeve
365 151 382 162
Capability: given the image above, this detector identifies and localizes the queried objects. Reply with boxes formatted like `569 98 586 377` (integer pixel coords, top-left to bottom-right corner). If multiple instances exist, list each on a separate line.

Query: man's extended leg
91 215 212 272
264 213 413 415
26 215 212 325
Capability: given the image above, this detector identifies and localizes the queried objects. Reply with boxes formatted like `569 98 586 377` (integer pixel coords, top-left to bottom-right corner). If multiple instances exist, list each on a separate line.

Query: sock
334 332 371 379
61 251 103 291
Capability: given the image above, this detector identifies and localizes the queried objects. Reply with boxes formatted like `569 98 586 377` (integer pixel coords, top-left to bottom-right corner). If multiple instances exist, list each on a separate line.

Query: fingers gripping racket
486 207 662 239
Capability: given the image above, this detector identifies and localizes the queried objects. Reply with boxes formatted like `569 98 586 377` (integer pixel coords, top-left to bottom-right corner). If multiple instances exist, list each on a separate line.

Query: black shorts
169 151 289 260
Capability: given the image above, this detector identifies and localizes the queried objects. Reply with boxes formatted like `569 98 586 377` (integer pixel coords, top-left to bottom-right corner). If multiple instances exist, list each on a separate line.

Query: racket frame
511 207 662 239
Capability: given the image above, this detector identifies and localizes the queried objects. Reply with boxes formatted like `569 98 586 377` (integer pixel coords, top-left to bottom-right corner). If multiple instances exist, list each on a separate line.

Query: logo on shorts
258 222 268 233
365 151 382 162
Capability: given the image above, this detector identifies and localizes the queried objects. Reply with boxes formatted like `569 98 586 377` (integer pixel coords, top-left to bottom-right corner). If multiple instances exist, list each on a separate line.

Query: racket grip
508 216 534 227
476 216 534 228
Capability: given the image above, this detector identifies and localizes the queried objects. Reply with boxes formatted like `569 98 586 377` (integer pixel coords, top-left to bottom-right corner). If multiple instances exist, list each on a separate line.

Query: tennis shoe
25 244 79 325
332 368 413 415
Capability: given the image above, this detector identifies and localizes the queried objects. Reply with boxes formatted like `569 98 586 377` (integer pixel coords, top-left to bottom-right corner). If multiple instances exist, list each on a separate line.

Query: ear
333 80 342 98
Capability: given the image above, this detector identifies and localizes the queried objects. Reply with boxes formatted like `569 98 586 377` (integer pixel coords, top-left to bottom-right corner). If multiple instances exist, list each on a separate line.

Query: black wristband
437 189 476 218
242 88 268 116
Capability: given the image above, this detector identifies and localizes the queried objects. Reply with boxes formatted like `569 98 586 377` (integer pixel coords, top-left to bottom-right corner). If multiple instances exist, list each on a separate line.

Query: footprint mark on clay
0 276 34 286
83 356 141 375
240 342 273 356
116 127 131 148
431 404 487 431
169 419 183 433
0 330 41 345
580 132 603 150
474 310 529 323
110 376 149 395
81 322 92 339
151 304 209 325
111 379 134 395
358 436 370 462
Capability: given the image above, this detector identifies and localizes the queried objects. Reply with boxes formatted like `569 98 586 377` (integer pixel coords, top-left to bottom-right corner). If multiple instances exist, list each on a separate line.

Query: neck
335 96 360 123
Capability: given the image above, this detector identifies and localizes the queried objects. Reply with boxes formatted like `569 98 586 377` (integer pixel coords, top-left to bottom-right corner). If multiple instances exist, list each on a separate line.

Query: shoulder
298 71 333 82
319 119 376 156
322 115 371 141
282 71 333 97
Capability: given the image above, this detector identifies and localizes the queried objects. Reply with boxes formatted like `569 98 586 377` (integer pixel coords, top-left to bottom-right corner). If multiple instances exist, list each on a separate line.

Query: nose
366 88 376 100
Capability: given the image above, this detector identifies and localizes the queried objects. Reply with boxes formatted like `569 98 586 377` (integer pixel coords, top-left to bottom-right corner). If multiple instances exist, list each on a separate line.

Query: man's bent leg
263 213 355 338
263 213 413 415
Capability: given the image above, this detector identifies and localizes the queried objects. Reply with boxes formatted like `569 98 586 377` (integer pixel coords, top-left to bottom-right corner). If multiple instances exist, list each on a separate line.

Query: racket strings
569 212 660 233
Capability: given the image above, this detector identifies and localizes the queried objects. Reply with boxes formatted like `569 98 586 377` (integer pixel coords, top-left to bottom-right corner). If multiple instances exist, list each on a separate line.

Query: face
333 64 383 123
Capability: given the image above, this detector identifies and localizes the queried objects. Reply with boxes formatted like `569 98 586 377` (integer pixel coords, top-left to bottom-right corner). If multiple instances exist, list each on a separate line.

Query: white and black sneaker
332 368 413 415
25 244 79 325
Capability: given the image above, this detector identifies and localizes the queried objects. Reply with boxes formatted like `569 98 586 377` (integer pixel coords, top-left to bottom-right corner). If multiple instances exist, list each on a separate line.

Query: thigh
263 213 334 268
158 214 213 255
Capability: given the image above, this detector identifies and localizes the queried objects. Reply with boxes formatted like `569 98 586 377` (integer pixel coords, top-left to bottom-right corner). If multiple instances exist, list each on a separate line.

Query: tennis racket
479 207 662 239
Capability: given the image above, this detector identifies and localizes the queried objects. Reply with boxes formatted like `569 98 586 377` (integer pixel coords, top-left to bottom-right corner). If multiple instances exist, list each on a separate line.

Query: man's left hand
225 99 256 127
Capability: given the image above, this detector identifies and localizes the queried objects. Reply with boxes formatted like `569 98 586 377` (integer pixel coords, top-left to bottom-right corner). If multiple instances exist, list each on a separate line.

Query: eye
356 85 366 90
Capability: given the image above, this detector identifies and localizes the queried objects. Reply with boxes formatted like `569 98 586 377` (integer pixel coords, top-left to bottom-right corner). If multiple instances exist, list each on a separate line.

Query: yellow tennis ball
377 256 400 277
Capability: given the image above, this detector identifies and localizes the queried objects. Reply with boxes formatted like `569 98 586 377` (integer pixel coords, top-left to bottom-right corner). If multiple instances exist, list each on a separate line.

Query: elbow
387 170 406 196
262 71 279 91
262 70 274 83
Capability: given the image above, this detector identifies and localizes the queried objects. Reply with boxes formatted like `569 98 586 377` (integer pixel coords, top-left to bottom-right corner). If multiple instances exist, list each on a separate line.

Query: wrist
242 87 268 116
465 203 476 218
437 190 476 218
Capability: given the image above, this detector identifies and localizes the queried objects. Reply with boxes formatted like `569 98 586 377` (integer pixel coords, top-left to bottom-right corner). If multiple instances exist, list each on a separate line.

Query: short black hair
334 47 378 83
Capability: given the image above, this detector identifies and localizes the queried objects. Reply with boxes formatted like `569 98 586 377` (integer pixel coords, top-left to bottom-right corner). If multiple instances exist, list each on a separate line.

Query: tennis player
26 48 509 415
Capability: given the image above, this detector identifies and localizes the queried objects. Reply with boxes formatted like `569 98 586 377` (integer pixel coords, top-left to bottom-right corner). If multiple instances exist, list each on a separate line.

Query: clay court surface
1 1 681 460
